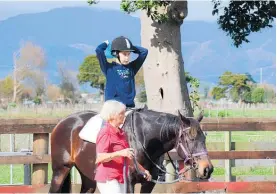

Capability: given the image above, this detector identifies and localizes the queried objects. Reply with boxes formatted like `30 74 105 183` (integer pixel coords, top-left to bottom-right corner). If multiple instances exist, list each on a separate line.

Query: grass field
195 108 276 118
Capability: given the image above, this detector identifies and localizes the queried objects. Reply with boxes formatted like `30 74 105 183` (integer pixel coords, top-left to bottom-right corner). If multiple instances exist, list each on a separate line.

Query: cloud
69 43 95 54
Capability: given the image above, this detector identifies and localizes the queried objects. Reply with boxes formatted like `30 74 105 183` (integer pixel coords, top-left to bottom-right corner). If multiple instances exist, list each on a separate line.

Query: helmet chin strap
115 51 122 64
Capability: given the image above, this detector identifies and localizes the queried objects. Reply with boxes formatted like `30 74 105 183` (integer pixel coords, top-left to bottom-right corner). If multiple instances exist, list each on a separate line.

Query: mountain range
0 6 276 93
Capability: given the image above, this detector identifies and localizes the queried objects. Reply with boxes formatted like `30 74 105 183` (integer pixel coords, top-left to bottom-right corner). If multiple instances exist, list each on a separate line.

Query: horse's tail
61 171 71 193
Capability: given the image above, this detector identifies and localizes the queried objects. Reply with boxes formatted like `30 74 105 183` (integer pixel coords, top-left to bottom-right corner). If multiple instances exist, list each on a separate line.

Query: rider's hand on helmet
119 148 134 159
104 40 109 45
143 170 152 181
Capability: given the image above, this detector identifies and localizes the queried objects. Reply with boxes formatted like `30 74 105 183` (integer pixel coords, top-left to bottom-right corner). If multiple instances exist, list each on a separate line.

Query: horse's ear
177 110 183 118
197 110 204 122
178 110 190 125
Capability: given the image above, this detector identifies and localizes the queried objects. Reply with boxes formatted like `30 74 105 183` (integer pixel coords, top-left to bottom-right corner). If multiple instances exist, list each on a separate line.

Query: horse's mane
130 108 181 140
131 107 200 139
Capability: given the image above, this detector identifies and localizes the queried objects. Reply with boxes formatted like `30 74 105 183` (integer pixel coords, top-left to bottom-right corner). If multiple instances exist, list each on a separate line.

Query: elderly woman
95 100 151 194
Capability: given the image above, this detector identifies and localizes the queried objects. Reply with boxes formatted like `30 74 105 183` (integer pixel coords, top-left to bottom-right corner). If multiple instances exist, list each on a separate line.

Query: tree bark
140 2 193 116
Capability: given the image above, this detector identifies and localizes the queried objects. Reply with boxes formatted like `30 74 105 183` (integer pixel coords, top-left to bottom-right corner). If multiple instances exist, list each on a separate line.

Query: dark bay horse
49 106 213 193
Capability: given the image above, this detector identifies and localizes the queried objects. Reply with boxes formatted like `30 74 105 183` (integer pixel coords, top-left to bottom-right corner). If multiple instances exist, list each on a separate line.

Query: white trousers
97 180 125 194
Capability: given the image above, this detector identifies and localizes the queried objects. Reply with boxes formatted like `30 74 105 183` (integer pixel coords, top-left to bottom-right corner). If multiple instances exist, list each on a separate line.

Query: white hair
99 100 126 121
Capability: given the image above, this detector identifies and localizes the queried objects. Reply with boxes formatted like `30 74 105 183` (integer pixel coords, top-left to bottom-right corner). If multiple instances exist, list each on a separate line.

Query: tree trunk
100 84 104 102
12 76 17 103
140 7 193 117
12 53 17 103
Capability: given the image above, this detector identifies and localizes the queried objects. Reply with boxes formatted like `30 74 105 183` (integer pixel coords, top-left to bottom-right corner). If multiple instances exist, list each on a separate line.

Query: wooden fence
0 118 275 193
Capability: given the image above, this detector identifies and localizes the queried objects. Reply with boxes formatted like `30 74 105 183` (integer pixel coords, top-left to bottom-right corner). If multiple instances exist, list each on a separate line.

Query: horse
49 106 214 193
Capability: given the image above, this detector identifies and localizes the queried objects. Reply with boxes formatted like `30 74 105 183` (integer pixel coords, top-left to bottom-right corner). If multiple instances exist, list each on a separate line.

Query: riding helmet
111 36 135 56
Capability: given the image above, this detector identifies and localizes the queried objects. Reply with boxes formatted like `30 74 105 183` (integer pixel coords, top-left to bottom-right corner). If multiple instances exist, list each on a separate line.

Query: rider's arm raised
129 46 148 75
95 41 110 76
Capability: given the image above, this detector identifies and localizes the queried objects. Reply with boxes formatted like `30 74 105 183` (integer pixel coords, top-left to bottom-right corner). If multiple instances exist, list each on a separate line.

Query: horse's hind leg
49 166 71 193
79 172 96 193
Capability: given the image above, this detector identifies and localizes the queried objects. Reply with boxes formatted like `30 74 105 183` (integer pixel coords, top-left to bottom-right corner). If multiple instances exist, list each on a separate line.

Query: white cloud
69 43 95 54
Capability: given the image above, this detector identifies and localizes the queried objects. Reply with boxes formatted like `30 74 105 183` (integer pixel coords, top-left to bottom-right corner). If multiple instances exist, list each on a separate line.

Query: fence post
225 131 232 182
32 133 49 185
21 149 32 185
165 160 176 182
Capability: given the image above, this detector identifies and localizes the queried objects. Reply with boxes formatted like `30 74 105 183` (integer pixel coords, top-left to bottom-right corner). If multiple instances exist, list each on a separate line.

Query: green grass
212 166 276 176
206 131 276 143
194 109 276 118
0 164 53 184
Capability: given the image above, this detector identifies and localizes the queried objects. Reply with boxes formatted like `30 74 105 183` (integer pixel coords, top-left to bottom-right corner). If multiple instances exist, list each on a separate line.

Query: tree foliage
211 71 256 101
59 64 78 104
185 71 200 112
211 86 227 100
89 0 275 48
137 90 147 103
13 41 46 102
212 0 276 47
251 87 265 103
0 76 13 99
210 71 272 104
78 55 106 89
46 84 62 102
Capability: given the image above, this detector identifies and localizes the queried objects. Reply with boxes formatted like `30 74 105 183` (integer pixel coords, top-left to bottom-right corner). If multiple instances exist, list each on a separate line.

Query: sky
0 0 227 22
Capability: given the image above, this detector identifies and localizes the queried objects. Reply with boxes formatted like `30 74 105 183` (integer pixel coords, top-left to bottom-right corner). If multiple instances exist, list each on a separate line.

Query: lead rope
123 158 127 194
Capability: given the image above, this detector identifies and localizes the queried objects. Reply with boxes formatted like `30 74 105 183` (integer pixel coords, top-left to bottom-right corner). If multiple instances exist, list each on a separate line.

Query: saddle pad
79 114 103 143
79 109 134 143
119 109 133 128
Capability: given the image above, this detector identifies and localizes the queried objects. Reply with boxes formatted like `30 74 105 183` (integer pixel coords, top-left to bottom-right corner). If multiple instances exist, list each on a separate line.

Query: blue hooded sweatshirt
95 42 148 107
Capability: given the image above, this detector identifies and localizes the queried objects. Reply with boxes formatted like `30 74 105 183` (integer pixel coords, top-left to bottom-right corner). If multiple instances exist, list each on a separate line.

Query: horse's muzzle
203 165 214 179
197 159 214 179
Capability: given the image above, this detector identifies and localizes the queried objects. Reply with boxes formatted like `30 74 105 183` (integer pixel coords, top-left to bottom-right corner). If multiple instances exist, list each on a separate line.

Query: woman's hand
143 170 152 181
118 148 134 159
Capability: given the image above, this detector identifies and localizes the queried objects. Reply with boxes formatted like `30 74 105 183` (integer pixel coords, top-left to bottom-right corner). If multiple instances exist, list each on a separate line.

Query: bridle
127 111 208 184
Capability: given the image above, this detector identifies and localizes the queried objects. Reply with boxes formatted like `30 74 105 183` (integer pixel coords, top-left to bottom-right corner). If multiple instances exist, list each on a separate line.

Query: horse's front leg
127 182 135 194
140 167 159 194
140 181 156 193
127 172 136 193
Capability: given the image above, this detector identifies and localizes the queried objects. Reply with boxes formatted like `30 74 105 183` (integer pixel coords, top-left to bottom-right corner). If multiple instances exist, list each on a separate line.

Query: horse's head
175 110 213 180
